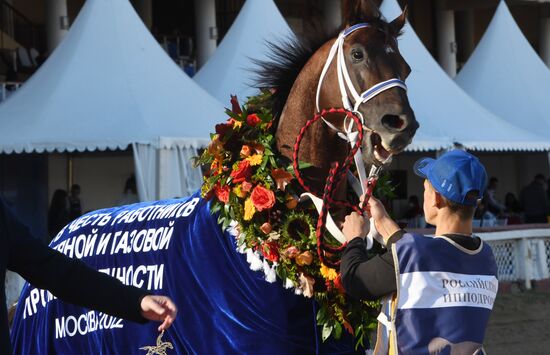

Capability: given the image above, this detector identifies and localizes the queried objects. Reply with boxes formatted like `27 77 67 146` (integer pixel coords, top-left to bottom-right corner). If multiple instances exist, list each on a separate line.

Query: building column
436 9 457 77
46 0 69 52
2 0 15 38
133 0 153 30
540 15 550 68
323 0 342 32
194 0 217 68
456 10 474 66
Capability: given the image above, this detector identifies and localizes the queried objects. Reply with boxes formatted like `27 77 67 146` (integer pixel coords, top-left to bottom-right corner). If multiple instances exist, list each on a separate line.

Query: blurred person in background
47 189 69 240
520 174 549 223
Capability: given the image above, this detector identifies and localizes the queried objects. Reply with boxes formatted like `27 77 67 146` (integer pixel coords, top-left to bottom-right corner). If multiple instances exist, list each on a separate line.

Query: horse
10 1 418 354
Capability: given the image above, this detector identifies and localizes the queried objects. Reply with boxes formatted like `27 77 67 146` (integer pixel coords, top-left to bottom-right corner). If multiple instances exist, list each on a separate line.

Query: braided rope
293 108 366 267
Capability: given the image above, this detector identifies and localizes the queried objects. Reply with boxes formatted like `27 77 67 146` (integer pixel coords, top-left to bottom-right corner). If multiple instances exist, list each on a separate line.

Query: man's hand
140 295 178 331
342 212 368 242
366 196 400 242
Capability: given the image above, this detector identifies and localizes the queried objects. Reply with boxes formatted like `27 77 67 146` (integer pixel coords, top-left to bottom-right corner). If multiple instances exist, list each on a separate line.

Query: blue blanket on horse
11 191 359 354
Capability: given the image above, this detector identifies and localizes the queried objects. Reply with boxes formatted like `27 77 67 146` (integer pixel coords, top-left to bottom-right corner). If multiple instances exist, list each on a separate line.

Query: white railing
0 81 22 102
478 227 550 289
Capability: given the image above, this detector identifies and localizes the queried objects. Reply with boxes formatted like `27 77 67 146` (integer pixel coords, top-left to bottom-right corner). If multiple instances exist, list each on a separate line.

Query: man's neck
434 210 473 236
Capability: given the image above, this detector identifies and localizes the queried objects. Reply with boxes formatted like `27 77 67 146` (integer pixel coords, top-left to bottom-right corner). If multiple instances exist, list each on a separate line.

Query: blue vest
11 191 358 354
375 233 498 355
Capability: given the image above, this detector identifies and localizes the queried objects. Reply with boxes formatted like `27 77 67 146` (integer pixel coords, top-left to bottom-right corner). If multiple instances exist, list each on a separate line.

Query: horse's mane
253 15 400 126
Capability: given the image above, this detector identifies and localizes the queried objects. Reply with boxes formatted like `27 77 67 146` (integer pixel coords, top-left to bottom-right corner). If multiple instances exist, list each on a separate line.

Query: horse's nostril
381 114 405 130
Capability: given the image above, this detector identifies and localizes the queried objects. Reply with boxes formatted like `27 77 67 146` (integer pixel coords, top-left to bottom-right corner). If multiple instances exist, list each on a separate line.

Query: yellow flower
233 185 247 198
244 198 256 220
233 120 243 129
320 263 338 281
246 154 263 166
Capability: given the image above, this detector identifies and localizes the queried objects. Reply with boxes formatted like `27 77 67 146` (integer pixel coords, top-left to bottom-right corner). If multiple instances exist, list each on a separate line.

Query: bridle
294 23 408 252
315 22 407 197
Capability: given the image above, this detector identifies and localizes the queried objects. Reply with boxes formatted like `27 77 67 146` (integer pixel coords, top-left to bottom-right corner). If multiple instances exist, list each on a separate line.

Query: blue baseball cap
413 150 487 206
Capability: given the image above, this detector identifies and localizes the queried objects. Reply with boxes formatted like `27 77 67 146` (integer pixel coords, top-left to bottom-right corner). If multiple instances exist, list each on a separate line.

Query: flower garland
195 91 379 345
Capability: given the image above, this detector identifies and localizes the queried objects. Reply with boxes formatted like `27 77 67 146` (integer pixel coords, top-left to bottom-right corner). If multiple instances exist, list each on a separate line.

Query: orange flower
229 118 242 129
250 185 275 211
320 264 338 281
285 194 298 209
244 198 256 220
260 222 272 234
240 145 252 157
296 251 313 266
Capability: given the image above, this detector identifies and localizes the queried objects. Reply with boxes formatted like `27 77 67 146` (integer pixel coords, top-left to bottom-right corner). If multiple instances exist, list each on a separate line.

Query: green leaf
269 156 277 168
316 306 328 324
333 322 343 339
321 323 333 342
211 203 221 214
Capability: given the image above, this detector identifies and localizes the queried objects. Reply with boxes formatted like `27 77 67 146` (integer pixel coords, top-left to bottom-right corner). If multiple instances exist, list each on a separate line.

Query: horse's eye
351 49 364 62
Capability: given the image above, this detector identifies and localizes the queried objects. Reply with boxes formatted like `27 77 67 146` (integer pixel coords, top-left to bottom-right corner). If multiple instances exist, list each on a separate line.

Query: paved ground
484 291 550 354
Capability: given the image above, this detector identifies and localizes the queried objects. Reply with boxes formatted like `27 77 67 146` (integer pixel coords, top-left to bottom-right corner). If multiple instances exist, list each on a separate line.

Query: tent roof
381 0 550 152
194 0 294 104
455 1 550 137
0 0 224 154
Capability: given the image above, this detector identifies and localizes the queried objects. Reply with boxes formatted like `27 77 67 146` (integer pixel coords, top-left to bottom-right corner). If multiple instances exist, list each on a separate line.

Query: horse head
318 0 418 167
258 0 417 199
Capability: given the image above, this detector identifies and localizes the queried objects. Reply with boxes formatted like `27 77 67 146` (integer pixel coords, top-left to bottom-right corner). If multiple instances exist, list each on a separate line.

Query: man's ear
434 191 444 208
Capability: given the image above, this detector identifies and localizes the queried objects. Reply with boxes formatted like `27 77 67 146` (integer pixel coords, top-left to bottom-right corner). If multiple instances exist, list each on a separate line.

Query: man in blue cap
340 149 498 354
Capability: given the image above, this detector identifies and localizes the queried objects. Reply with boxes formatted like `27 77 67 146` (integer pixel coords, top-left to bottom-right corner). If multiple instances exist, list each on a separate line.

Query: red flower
230 95 242 114
230 160 252 183
246 113 262 127
214 184 230 203
261 242 279 263
250 185 275 211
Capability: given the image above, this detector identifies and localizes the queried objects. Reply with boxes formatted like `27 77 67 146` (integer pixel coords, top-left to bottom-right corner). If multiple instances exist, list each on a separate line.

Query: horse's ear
389 5 408 34
343 0 380 26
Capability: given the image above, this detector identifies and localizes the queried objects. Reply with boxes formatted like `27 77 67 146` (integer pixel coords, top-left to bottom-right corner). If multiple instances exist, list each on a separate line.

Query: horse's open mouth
370 133 392 164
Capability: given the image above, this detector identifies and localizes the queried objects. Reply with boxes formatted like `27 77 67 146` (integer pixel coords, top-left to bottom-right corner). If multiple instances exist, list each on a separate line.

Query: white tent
381 0 550 152
456 1 550 137
194 0 295 104
0 0 226 200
